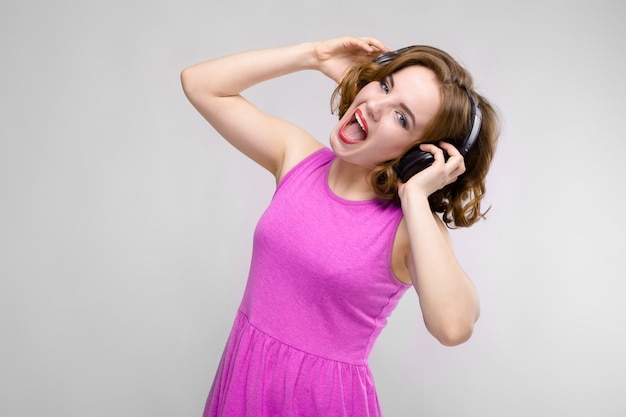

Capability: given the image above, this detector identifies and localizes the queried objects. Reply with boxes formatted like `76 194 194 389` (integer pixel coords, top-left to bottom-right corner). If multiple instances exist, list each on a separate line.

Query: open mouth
339 109 368 144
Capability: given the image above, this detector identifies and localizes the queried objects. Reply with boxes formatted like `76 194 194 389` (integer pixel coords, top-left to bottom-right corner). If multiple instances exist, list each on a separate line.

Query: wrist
298 41 322 71
399 185 431 215
398 182 429 204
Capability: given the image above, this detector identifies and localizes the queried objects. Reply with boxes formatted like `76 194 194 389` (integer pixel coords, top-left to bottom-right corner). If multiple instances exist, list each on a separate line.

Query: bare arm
180 37 387 181
399 142 480 346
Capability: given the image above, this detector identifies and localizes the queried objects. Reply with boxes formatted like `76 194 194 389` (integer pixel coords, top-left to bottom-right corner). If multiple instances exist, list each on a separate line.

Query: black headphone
374 47 483 183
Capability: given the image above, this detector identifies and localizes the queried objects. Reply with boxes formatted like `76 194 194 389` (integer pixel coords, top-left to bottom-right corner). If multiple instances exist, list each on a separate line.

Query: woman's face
329 65 441 169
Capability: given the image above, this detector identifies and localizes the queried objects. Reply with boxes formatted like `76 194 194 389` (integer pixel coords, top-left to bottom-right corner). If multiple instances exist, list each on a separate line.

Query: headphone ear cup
395 149 434 183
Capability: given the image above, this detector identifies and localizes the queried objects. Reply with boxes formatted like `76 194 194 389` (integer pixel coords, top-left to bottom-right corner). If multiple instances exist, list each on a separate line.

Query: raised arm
180 37 388 181
398 142 481 346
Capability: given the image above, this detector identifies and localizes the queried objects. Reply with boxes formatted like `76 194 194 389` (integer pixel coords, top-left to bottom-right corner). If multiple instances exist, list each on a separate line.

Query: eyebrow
388 74 416 128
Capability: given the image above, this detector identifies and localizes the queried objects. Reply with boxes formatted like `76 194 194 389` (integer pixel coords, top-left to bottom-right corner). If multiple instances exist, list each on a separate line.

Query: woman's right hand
313 36 389 83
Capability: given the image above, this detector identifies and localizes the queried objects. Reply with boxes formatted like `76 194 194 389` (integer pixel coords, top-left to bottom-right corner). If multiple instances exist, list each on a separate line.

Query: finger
453 161 465 177
357 37 389 53
438 141 461 156
446 154 465 172
449 157 467 177
438 141 466 170
420 143 446 162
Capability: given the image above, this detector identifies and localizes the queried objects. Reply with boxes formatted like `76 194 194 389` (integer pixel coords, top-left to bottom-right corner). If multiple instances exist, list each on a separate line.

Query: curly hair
330 45 500 228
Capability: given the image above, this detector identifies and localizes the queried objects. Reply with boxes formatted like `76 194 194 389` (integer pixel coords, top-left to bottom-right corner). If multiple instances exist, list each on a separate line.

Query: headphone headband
461 86 482 156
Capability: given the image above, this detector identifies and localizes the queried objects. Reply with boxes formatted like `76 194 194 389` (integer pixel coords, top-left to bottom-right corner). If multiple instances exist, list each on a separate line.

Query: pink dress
203 148 411 416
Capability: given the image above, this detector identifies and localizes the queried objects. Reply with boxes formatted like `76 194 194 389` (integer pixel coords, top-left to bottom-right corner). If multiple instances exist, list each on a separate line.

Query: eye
379 77 408 129
379 80 389 94
396 112 407 128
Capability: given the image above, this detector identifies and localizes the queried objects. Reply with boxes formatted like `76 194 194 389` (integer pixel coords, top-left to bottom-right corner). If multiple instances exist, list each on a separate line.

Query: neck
328 158 377 201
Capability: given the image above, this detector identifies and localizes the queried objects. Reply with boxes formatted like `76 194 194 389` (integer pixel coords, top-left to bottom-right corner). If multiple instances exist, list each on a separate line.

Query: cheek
377 128 415 155
366 142 409 166
387 143 412 160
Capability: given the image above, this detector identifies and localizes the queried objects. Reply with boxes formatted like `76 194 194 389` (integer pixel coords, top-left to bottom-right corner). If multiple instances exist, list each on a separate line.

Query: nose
366 96 385 122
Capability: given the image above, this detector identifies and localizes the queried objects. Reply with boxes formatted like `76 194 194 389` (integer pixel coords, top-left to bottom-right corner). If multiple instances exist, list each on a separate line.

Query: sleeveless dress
203 148 411 417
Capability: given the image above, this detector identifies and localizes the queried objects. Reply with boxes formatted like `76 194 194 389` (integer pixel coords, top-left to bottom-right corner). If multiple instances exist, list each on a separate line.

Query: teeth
355 113 365 131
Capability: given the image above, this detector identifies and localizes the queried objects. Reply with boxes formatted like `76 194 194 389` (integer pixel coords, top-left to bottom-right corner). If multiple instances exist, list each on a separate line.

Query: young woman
181 36 499 417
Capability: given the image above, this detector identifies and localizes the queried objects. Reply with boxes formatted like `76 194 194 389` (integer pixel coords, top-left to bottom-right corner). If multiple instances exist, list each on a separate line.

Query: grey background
1 0 625 416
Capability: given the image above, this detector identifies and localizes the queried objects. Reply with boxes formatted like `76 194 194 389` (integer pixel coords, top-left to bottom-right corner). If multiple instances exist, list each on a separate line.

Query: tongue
342 121 366 142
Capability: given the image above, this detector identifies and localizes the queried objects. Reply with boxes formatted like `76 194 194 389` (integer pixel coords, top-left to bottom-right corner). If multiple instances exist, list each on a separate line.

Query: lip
338 109 368 145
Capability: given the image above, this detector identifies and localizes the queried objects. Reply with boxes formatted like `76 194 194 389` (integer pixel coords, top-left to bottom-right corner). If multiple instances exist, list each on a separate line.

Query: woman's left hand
398 141 466 200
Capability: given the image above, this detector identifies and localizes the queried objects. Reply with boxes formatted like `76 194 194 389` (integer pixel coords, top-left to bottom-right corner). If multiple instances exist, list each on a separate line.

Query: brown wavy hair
331 45 500 228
